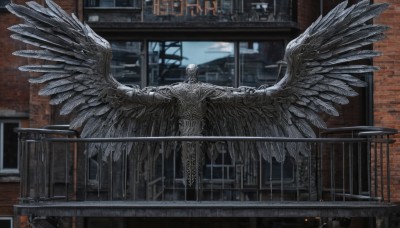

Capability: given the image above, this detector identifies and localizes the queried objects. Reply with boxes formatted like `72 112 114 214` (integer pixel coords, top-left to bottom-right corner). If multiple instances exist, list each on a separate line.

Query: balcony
14 126 399 218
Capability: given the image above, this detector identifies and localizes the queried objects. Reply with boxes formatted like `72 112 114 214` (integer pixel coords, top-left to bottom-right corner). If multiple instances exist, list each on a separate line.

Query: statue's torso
170 82 215 136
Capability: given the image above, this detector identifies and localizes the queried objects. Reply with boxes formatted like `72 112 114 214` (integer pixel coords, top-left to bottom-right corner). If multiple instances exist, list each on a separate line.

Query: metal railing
16 126 397 203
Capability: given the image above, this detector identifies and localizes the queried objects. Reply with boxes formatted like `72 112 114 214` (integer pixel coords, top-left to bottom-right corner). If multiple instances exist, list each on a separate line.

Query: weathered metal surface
7 0 389 185
15 127 397 205
14 201 400 218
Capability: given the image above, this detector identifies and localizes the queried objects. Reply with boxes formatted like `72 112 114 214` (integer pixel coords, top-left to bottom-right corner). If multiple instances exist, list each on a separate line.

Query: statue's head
186 64 199 83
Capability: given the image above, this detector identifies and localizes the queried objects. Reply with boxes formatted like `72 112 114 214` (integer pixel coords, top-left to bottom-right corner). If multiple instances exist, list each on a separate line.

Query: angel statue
7 0 388 186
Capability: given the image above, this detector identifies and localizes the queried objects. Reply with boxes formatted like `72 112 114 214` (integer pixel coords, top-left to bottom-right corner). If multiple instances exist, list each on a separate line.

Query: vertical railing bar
380 136 384 201
128 146 133 200
72 139 78 201
98 145 102 199
23 138 27 200
123 143 127 200
386 135 390 202
84 143 88 201
270 158 272 201
330 143 335 201
133 147 137 201
50 142 55 200
173 142 176 200
259 147 262 202
367 137 371 200
308 143 312 201
342 142 345 201
22 137 27 200
47 140 51 199
280 157 283 201
374 139 378 200
221 142 225 201
147 142 150 200
358 141 362 196
196 142 199 201
110 150 113 201
65 141 70 201
211 143 214 200
34 139 38 201
319 142 323 201
184 144 187 201
17 133 22 200
161 141 165 201
42 138 47 199
349 143 353 198
96 145 103 199
296 144 299 201
19 135 24 200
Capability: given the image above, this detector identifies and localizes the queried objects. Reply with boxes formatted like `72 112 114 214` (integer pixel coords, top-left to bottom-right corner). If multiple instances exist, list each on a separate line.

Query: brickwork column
373 0 400 202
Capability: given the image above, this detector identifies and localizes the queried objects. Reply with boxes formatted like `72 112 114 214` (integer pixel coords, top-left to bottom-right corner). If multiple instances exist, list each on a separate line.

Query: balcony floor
14 201 400 218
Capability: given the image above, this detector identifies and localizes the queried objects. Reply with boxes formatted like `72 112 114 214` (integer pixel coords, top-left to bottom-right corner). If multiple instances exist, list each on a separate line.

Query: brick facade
373 0 400 201
0 0 79 221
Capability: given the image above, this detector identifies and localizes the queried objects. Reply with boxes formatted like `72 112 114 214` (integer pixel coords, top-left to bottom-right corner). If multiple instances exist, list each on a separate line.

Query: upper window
85 0 140 7
0 121 19 173
0 217 13 228
0 0 9 7
84 0 294 23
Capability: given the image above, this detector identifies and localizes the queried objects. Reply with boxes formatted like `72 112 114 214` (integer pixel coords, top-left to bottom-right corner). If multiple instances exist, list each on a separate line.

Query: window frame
0 120 20 174
0 217 13 228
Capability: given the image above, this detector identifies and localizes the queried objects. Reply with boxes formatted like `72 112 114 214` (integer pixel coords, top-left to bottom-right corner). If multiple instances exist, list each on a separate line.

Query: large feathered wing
205 0 388 163
7 0 179 160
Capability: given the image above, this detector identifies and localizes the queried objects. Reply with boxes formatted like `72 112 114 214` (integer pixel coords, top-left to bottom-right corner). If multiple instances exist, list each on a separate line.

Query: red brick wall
0 182 19 216
373 0 400 202
0 1 80 226
297 0 320 31
0 5 29 115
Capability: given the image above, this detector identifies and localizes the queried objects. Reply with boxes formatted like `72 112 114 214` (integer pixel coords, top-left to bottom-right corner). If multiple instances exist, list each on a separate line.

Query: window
239 41 285 87
85 0 139 7
110 41 142 86
0 217 13 228
148 41 235 86
0 0 9 7
109 40 286 88
84 0 294 23
0 121 19 173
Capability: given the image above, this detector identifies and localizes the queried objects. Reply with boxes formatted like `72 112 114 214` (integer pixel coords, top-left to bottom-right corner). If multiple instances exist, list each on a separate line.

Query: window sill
0 173 20 182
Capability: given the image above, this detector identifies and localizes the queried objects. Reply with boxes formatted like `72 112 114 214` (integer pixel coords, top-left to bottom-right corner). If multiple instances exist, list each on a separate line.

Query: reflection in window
0 121 19 172
110 41 142 86
85 0 139 7
239 41 285 87
144 0 292 23
148 41 234 86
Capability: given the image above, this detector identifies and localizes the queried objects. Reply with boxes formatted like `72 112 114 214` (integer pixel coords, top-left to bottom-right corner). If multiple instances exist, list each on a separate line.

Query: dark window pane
85 0 138 7
239 41 285 87
3 123 19 169
0 219 12 228
110 41 142 86
148 41 234 86
0 0 9 7
116 0 133 7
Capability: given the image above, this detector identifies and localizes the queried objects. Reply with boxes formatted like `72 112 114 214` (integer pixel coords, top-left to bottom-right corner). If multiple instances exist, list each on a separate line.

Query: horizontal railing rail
15 126 397 204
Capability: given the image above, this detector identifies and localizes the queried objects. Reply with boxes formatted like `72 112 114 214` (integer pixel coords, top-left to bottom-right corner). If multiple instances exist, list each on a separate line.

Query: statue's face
186 64 199 82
